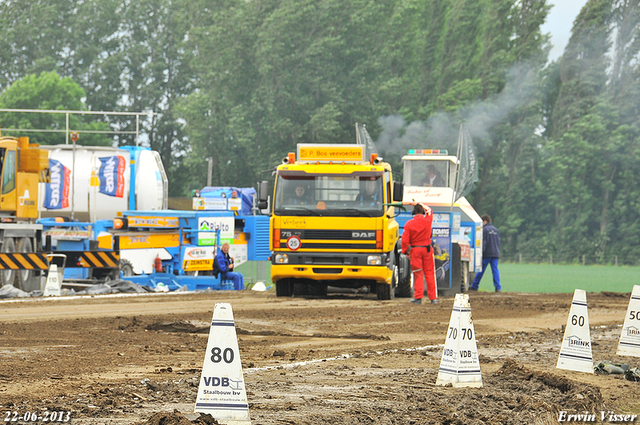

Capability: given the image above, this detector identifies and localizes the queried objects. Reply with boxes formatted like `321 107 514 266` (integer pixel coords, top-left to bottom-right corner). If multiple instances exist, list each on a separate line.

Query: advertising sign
297 144 364 163
183 246 215 271
193 198 227 211
98 155 126 198
44 159 70 209
432 227 451 289
198 217 235 246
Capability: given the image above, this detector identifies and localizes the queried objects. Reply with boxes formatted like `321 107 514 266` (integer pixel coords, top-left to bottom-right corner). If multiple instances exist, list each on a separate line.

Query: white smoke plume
375 63 538 156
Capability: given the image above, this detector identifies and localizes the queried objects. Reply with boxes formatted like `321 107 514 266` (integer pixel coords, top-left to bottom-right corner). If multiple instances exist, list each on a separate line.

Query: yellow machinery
0 134 49 290
0 135 47 219
258 144 409 299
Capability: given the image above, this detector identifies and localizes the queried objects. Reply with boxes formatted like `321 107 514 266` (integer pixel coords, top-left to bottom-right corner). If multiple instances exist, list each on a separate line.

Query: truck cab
261 144 409 299
0 136 44 219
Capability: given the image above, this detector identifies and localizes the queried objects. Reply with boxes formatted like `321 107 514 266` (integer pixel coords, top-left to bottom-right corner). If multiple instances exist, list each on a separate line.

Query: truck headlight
367 255 382 265
274 254 289 264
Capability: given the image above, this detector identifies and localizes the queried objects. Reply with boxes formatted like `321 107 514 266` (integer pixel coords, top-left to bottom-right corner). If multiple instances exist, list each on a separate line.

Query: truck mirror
258 181 269 202
393 181 404 202
258 200 268 210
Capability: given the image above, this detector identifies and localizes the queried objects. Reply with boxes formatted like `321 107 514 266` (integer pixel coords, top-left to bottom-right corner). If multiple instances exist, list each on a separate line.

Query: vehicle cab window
2 149 16 194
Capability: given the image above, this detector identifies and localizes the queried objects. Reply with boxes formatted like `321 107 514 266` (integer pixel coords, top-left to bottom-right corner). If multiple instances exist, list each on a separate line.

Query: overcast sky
542 0 590 62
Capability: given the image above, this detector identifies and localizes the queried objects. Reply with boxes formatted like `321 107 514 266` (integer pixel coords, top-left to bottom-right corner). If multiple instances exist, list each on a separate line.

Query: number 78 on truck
257 144 412 300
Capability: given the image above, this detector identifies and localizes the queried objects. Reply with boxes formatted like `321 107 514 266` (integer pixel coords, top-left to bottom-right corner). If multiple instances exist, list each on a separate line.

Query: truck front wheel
377 265 397 300
396 255 412 298
275 279 293 297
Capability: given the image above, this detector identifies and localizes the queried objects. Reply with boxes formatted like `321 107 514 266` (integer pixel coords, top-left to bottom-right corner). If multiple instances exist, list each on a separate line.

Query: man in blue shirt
288 183 312 205
356 179 380 207
470 214 501 292
216 242 245 290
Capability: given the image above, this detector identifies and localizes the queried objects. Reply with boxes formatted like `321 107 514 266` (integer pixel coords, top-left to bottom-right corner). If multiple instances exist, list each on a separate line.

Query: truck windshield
274 174 384 217
405 160 450 188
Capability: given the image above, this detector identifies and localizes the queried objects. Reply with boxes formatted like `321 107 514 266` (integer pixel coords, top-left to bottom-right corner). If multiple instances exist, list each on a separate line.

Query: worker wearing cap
401 203 438 304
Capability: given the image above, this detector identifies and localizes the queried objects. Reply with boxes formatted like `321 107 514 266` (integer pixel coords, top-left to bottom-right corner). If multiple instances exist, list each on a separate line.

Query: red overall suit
401 206 437 301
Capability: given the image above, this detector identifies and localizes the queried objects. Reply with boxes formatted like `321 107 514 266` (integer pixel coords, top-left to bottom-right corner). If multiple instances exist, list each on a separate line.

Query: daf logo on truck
352 232 375 239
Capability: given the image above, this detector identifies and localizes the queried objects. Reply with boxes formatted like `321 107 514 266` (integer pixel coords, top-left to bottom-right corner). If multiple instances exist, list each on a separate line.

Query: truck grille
303 242 376 250
304 230 353 239
280 228 378 251
312 268 342 274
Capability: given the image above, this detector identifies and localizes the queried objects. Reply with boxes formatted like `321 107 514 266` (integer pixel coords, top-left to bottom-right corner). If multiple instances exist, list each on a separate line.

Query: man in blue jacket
216 242 245 291
356 179 380 208
470 214 501 292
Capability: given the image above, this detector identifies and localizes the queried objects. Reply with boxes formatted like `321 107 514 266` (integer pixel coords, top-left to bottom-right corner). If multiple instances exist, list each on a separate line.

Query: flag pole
452 124 464 208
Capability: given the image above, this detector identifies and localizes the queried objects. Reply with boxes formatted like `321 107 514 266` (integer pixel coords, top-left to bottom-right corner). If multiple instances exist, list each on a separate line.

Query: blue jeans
471 257 501 291
223 271 245 291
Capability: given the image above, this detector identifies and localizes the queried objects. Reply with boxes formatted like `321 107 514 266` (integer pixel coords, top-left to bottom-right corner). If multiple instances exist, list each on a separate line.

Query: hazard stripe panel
0 252 120 269
66 251 120 268
0 253 49 270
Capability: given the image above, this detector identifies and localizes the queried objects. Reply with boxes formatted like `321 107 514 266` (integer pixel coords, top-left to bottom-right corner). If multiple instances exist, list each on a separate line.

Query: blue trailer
39 186 270 291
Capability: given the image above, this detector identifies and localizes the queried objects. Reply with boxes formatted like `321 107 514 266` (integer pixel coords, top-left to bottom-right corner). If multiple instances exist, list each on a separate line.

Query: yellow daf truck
258 144 409 299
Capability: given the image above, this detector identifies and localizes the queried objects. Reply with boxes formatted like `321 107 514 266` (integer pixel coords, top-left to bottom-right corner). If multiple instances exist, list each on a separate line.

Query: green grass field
476 263 640 294
238 261 638 294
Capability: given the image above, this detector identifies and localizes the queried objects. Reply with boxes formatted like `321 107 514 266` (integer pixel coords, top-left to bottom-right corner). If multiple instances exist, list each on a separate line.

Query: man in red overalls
401 203 438 304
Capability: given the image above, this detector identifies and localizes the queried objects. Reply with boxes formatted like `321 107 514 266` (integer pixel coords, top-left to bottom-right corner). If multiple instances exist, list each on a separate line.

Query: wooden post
549 254 553 265
207 158 213 187
519 253 522 263
582 255 585 265
615 255 618 266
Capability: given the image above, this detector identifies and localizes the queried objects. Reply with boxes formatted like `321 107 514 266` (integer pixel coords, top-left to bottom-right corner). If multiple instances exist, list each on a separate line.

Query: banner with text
198 217 235 246
98 155 126 198
44 159 70 210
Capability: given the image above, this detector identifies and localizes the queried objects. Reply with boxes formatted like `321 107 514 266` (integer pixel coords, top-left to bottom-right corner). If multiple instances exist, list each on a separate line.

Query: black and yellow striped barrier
0 251 120 270
66 251 120 268
0 253 49 270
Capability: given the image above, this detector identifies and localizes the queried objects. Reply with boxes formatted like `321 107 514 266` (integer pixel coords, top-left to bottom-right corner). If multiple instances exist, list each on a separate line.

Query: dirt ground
1 289 638 424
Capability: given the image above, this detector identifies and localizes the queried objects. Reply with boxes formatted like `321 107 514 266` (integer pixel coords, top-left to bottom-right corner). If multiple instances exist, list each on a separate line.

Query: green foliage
437 79 483 112
0 71 110 145
0 0 638 265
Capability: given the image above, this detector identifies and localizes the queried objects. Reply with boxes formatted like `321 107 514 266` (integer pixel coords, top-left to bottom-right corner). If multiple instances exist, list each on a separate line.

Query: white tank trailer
38 145 168 222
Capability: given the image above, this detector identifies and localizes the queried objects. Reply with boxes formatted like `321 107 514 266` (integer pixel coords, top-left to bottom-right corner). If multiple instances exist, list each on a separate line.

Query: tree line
0 0 638 264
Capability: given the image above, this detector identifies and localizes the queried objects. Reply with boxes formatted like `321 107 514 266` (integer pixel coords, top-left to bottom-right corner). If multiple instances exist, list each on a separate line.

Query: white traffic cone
195 303 251 424
43 264 62 297
436 293 482 387
557 289 593 373
617 285 640 357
